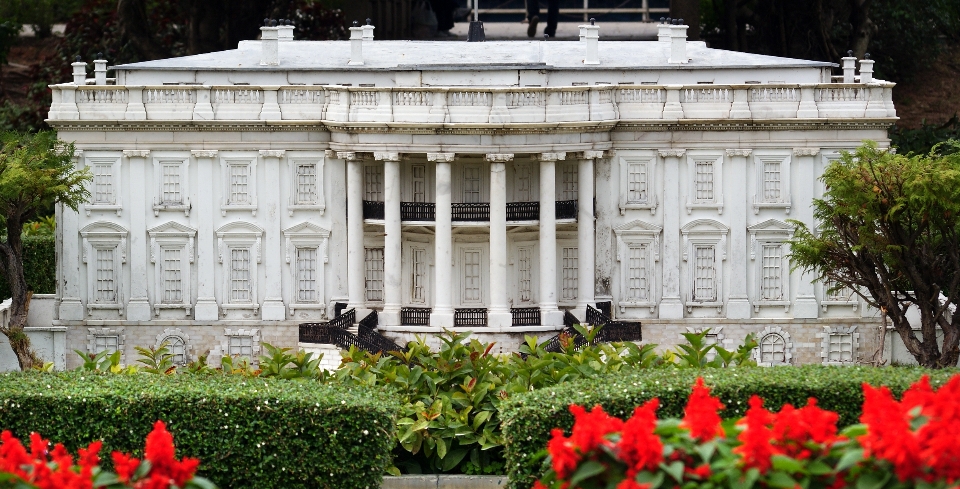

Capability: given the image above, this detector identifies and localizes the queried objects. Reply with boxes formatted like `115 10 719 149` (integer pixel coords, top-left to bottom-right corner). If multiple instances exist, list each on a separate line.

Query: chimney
277 19 295 41
362 18 375 41
579 18 599 65
859 53 874 83
467 20 485 42
72 56 86 85
94 53 107 85
842 50 856 83
658 17 671 42
349 21 364 65
261 19 280 65
668 19 688 64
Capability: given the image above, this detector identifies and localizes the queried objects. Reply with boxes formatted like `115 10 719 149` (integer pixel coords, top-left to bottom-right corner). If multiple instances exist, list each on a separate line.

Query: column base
540 308 564 327
793 297 819 319
430 310 454 328
658 298 684 319
58 298 84 321
380 308 401 328
126 299 152 321
726 298 752 319
262 300 286 321
195 299 219 321
488 310 512 330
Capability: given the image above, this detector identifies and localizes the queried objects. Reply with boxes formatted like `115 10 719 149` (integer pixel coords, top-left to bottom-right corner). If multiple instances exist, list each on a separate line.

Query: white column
342 152 365 312
259 150 286 320
725 149 752 319
793 148 820 318
577 151 600 317
539 152 566 327
658 149 685 319
429 153 455 327
123 150 152 321
58 150 84 321
486 154 513 330
193 150 219 321
378 152 402 327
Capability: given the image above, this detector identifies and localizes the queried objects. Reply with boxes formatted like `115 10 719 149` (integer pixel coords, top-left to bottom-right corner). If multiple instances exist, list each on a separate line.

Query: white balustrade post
193 150 220 321
430 153 455 328
123 150 152 321
124 87 146 120
486 154 513 330
378 152 402 327
577 151 600 318
58 150 85 321
192 86 214 121
539 152 566 327
59 85 80 120
260 150 286 320
260 87 282 120
792 148 820 318
725 149 751 319
658 149 685 318
342 152 365 312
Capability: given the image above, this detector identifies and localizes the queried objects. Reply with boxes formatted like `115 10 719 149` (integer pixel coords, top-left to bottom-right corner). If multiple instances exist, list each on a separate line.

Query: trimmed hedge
0 235 55 298
500 366 960 489
0 372 398 489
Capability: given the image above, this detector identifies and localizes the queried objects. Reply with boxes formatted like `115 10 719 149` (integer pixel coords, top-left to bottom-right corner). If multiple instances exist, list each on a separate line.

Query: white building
46 21 896 368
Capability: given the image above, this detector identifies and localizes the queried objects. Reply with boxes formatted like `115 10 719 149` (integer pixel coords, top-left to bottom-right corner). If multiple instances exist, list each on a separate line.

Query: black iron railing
334 302 348 318
511 307 541 326
363 200 385 220
451 203 490 221
598 321 643 343
299 308 406 354
506 202 539 221
585 304 606 327
555 200 578 220
401 202 436 221
400 307 431 325
298 308 355 343
563 309 579 328
358 310 379 329
454 308 488 327
596 301 612 319
539 305 642 352
357 323 407 354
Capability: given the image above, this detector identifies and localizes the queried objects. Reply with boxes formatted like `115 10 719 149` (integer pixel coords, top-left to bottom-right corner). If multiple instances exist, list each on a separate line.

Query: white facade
49 23 896 367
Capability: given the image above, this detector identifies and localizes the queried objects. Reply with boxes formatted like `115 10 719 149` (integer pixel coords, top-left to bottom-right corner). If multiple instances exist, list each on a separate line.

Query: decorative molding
258 150 286 158
581 150 605 159
484 153 514 162
724 149 752 157
817 325 860 365
191 150 218 158
122 150 150 158
753 325 794 367
336 151 358 160
537 152 566 162
323 149 335 158
427 153 456 162
155 328 194 366
657 149 686 158
374 152 400 161
793 148 820 156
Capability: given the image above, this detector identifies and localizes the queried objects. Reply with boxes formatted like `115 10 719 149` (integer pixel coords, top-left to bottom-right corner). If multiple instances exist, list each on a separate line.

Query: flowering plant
535 375 960 489
0 420 215 489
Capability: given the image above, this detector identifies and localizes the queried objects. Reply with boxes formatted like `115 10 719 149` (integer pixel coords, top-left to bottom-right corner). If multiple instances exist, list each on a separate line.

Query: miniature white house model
47 20 896 368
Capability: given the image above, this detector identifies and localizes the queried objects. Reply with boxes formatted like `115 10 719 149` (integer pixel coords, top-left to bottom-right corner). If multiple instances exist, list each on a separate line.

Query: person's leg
526 0 540 37
544 0 558 37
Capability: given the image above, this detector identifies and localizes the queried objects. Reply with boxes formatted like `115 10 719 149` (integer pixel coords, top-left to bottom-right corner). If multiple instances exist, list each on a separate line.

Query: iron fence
401 202 436 221
452 203 490 221
555 200 578 220
363 200 385 220
454 308 488 326
511 307 541 326
507 202 539 221
401 307 432 325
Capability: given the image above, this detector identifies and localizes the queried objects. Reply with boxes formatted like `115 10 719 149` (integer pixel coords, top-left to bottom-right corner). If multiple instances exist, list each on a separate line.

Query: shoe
527 15 538 37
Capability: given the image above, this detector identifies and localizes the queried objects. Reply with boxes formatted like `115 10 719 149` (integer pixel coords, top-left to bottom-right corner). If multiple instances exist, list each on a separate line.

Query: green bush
0 235 55 299
0 371 398 489
499 366 960 489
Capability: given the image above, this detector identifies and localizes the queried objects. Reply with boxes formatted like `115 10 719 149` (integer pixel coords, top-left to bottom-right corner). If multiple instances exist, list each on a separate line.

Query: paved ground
447 21 658 41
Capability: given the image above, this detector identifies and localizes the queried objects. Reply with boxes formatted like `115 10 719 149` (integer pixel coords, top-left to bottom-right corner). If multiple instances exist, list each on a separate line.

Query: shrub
0 235 55 298
500 366 960 489
0 372 398 489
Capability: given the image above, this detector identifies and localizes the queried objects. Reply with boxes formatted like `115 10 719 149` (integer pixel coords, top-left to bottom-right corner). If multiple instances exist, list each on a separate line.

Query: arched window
760 333 786 364
156 328 193 366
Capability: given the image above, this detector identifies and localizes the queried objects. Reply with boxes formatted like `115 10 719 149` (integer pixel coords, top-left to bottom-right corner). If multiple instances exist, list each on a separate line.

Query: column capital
658 149 686 158
259 150 286 158
122 150 150 158
428 152 455 162
191 150 218 158
580 150 605 160
725 149 752 157
324 149 335 158
792 148 820 157
485 153 514 162
374 151 401 161
536 152 566 162
72 149 83 159
336 151 359 161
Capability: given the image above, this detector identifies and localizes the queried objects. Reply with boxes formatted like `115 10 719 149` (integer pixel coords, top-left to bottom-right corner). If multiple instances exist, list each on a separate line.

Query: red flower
142 420 200 487
685 463 712 479
681 377 725 441
733 396 780 473
547 428 580 479
859 383 922 481
615 479 652 489
532 481 548 489
914 376 960 482
769 399 838 460
568 404 624 455
112 451 142 483
617 399 662 478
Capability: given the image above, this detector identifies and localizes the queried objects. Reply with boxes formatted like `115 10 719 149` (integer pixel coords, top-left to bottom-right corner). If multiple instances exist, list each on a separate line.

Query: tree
0 131 89 369
790 141 960 368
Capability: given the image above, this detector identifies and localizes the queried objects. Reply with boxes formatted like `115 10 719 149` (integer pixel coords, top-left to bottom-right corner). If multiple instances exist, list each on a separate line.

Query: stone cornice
484 154 514 162
658 149 686 158
725 149 753 157
427 153 456 162
373 152 401 161
191 150 218 158
122 150 150 158
258 150 286 158
792 148 820 156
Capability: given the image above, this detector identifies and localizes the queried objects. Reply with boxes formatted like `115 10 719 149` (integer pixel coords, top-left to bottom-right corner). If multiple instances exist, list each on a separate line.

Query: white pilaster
725 149 752 319
379 152 402 327
486 154 513 330
430 153 455 327
123 150 152 321
539 152 565 327
259 150 286 320
193 150 219 321
342 152 365 312
792 148 820 318
658 149 685 318
58 150 84 321
577 151 600 317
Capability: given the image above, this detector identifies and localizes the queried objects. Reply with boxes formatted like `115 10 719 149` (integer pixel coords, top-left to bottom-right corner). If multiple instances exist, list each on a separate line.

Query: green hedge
0 372 399 489
499 366 960 489
0 235 55 298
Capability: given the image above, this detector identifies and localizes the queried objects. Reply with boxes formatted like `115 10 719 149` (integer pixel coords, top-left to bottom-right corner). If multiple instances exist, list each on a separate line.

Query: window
681 219 728 311
86 327 125 363
760 244 783 301
286 154 326 216
517 246 533 303
152 154 191 216
156 328 192 367
561 247 578 302
365 247 384 302
693 246 716 302
615 219 661 310
95 248 117 303
748 219 793 310
820 279 858 313
149 222 196 316
628 162 647 203
462 165 481 203
296 164 317 204
561 162 578 201
364 165 383 201
296 248 317 302
81 221 127 316
216 221 263 313
461 248 482 304
161 165 182 204
411 247 427 303
220 155 258 215
221 329 261 364
283 223 330 313
84 154 122 216
229 335 254 356
626 245 649 302
828 334 853 362
762 160 780 201
515 163 533 201
230 248 252 303
162 248 182 303
93 165 114 204
752 152 792 214
685 154 723 213
412 164 426 203
229 165 250 204
695 162 713 201
619 155 658 214
753 326 794 366
95 334 119 354
819 325 859 365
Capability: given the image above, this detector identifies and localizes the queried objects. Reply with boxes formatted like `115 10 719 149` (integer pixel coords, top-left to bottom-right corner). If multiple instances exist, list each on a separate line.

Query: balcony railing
511 307 541 326
507 202 539 221
452 203 490 222
454 308 488 327
555 200 578 220
363 200 384 220
401 202 435 221
400 307 431 325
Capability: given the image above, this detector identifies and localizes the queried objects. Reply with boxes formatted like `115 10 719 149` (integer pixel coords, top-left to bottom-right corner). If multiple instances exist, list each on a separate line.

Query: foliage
789 142 960 368
534 374 960 489
890 116 960 157
21 216 55 237
499 366 960 489
0 0 83 38
668 330 757 368
0 235 55 298
0 371 398 489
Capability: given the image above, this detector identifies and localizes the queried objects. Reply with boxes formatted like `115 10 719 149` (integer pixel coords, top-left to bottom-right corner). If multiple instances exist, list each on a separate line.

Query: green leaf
856 470 891 489
835 448 864 472
806 460 833 476
569 460 607 488
765 470 798 489
660 460 685 483
771 455 806 474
